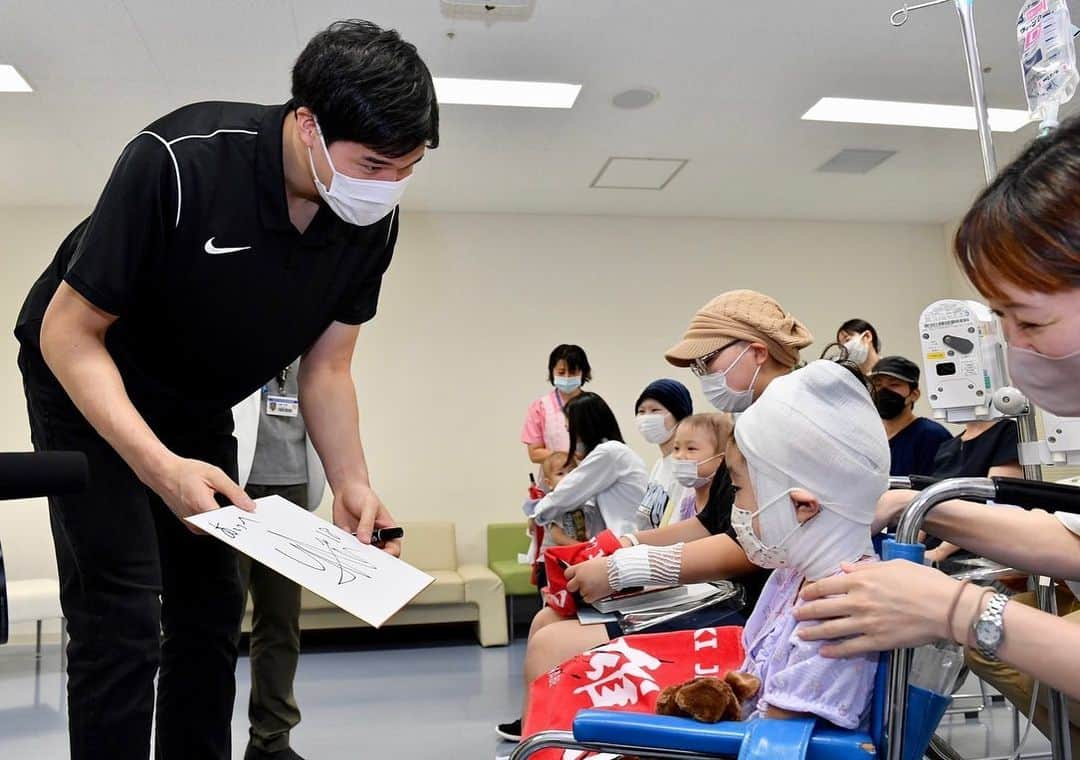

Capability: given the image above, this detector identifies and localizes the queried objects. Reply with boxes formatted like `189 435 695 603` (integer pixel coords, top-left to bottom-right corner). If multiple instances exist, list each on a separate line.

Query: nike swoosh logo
204 237 252 255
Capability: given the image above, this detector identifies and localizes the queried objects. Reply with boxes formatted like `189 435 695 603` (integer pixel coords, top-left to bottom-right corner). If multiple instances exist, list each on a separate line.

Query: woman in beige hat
663 289 814 413
564 290 815 603
498 290 814 746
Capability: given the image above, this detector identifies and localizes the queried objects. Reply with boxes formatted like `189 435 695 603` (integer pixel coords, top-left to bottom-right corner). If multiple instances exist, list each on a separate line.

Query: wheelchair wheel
926 733 967 760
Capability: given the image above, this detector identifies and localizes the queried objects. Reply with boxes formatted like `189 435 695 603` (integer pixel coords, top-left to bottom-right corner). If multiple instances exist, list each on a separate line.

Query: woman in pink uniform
521 344 592 471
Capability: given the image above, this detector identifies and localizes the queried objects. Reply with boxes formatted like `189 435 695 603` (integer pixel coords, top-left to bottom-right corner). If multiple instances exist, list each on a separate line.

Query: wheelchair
512 476 1079 760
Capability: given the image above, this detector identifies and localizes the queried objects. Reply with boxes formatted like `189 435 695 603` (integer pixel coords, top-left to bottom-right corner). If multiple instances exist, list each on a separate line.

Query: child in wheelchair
723 359 887 729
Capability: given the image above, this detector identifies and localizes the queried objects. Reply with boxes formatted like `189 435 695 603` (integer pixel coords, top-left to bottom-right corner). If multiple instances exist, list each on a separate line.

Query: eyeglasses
690 340 740 377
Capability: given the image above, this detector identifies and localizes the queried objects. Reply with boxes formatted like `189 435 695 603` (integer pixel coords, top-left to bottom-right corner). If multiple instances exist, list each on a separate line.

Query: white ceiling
0 0 1069 222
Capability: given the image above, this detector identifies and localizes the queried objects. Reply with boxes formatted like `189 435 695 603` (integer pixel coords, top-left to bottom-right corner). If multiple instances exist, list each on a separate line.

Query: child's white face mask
738 466 873 580
730 488 802 569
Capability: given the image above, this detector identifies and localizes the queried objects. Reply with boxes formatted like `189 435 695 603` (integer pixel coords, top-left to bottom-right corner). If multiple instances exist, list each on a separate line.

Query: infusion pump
918 299 1080 467
919 300 1008 424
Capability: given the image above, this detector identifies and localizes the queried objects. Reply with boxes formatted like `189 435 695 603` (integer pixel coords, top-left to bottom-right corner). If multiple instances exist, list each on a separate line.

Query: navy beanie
635 379 693 421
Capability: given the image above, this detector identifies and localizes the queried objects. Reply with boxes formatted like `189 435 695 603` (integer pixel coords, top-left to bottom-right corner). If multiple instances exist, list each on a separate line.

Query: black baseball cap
870 356 920 385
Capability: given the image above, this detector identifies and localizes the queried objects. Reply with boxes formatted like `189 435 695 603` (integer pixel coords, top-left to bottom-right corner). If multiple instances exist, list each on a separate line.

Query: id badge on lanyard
266 395 299 417
265 365 299 417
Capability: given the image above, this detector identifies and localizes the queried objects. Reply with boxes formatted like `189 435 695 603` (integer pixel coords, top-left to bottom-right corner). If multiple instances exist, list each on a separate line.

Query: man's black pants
19 347 244 760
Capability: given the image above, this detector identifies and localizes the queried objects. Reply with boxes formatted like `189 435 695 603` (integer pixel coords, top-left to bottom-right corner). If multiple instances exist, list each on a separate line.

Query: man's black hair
292 19 439 157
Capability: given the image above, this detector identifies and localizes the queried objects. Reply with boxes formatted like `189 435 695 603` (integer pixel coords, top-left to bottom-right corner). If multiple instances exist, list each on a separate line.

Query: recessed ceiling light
0 65 32 93
802 97 1031 133
612 88 659 110
433 77 580 108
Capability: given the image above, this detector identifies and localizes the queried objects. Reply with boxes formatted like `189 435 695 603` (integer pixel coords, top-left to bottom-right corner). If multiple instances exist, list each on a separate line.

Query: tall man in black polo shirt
13 20 437 760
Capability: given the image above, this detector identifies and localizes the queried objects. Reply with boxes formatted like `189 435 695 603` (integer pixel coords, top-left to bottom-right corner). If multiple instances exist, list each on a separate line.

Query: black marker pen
371 527 404 545
351 527 405 544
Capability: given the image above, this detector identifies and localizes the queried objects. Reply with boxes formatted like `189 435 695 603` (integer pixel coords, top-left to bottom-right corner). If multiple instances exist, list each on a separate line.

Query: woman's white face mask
699 345 760 413
308 117 410 226
843 335 869 365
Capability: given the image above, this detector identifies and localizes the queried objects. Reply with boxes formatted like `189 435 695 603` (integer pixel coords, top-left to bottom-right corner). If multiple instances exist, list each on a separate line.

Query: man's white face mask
308 117 410 226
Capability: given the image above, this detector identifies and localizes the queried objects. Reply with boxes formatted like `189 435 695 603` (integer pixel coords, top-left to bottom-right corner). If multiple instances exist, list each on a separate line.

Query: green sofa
487 522 537 638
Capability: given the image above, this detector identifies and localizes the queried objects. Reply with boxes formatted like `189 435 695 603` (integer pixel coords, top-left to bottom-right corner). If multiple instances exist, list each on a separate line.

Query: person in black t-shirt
14 21 437 760
930 418 1021 480
870 356 953 477
923 419 1023 565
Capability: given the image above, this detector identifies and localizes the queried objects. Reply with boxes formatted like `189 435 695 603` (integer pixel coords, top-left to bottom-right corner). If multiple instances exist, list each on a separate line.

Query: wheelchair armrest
572 710 877 760
573 710 748 756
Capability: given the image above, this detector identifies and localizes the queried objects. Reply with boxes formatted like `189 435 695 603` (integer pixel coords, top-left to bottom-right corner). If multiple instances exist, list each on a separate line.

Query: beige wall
945 220 982 301
0 207 87 587
0 207 955 590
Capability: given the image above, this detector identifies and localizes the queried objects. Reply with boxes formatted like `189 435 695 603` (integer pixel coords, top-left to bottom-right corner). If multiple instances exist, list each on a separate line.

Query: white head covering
734 360 890 580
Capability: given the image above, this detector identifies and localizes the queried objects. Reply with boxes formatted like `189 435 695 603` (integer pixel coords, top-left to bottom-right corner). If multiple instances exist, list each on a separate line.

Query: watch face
975 619 1003 648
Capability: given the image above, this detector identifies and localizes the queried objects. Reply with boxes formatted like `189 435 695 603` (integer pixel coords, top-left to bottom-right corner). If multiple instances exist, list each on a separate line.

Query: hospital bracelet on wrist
607 543 684 590
606 556 620 593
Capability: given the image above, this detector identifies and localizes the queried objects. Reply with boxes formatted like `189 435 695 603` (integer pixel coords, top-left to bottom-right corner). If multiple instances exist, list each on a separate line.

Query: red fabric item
541 530 623 617
523 626 746 760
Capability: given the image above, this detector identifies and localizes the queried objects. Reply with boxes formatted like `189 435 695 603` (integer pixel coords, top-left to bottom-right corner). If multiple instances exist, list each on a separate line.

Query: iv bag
910 640 965 697
1017 0 1079 127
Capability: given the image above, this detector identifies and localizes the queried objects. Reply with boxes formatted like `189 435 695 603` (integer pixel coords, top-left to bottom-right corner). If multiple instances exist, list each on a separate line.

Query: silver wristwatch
973 593 1008 661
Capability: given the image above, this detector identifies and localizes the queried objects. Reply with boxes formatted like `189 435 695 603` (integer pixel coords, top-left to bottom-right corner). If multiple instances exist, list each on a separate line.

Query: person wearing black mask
869 356 951 477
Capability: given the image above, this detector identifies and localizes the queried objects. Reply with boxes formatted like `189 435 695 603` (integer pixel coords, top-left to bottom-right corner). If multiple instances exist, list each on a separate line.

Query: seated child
523 451 605 591
669 413 732 525
529 391 648 540
535 451 603 547
727 359 887 729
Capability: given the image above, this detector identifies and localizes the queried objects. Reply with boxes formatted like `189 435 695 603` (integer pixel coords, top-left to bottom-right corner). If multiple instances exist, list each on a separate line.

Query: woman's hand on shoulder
793 560 958 657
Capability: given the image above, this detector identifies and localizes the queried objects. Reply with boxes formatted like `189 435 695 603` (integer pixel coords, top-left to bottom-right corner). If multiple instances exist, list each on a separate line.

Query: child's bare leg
520 619 611 724
527 605 565 641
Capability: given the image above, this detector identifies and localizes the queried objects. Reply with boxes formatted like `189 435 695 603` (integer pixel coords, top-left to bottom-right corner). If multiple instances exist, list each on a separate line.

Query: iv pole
890 0 997 182
956 0 999 183
887 4 1070 760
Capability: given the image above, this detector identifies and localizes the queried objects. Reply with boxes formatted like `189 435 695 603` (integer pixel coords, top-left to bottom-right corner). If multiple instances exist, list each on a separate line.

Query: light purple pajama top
739 564 879 730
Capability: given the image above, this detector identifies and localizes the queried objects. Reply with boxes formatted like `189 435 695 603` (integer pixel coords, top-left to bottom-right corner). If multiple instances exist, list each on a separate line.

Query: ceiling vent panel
590 157 688 190
816 149 896 174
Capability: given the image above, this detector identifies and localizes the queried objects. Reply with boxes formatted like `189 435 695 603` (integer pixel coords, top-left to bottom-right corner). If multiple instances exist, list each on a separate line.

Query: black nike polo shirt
16 101 399 421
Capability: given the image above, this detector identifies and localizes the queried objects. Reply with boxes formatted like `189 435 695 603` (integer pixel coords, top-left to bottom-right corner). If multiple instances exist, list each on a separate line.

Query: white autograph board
188 496 433 628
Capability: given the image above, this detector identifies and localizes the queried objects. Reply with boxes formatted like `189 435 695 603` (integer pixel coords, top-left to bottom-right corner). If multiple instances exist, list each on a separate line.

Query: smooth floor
0 627 526 759
0 633 1062 759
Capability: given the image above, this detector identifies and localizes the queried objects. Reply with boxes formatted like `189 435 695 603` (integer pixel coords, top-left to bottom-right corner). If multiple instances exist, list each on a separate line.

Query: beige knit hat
665 290 814 369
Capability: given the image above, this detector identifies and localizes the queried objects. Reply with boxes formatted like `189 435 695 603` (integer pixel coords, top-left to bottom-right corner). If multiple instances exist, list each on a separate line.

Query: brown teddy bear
656 671 761 723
